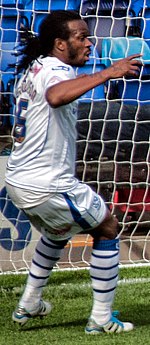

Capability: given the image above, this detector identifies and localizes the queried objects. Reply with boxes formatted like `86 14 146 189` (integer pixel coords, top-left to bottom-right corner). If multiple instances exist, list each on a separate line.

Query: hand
109 54 143 79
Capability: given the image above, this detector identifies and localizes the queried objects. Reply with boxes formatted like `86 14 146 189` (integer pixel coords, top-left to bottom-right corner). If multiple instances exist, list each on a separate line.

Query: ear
55 38 66 52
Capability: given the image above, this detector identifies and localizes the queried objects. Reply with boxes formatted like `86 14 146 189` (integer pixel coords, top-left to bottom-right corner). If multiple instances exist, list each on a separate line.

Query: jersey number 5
14 98 28 143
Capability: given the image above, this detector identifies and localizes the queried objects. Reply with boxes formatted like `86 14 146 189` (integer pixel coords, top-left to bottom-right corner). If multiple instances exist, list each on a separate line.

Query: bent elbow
45 90 64 108
48 98 61 108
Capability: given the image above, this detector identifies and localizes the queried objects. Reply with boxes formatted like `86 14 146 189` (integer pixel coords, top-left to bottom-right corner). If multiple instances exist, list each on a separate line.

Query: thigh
25 183 108 241
62 183 108 234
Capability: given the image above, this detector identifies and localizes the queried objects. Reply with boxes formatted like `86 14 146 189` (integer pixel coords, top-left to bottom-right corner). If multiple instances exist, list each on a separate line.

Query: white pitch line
1 277 149 296
118 277 150 285
53 277 150 290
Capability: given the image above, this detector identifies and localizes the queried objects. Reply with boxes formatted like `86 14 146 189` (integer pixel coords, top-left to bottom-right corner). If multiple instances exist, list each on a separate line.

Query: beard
66 42 85 67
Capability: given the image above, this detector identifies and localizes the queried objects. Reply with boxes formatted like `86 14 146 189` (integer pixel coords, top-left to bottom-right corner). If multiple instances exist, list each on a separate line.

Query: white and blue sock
19 235 68 310
90 237 119 325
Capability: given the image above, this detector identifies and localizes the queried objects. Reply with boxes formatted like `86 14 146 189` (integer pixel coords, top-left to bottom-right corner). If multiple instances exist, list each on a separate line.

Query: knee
107 215 119 238
91 214 119 240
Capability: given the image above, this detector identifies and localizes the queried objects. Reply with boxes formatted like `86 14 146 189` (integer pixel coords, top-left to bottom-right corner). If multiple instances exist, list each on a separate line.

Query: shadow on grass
18 318 87 332
17 304 150 333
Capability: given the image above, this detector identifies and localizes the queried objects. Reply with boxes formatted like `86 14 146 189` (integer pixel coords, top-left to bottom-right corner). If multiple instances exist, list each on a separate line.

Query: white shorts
23 182 108 241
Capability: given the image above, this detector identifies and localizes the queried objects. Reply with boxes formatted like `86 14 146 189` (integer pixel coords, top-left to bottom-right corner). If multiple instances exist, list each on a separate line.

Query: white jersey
5 57 78 194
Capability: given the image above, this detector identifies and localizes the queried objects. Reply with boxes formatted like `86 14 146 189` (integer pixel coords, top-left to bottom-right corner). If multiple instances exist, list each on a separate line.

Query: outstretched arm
45 54 142 108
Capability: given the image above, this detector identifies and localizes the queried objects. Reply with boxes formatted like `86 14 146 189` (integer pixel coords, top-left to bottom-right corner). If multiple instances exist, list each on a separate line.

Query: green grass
0 267 150 345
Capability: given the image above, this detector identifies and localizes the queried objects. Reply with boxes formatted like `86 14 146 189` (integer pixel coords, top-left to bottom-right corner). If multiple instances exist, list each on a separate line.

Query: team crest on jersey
52 66 70 71
92 196 101 210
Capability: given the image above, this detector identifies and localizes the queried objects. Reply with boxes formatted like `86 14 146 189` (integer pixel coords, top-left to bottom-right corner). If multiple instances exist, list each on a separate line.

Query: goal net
0 0 150 274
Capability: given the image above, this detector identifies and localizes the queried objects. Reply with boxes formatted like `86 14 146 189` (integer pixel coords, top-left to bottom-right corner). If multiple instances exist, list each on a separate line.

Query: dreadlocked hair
10 27 42 74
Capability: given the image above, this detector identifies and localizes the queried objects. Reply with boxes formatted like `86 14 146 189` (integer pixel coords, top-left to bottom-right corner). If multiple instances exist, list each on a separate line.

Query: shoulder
42 57 75 78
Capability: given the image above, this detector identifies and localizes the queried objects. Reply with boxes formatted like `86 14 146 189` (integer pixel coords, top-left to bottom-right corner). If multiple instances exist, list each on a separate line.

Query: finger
130 59 143 65
126 65 142 75
127 53 143 60
129 67 141 76
126 71 139 77
129 64 142 70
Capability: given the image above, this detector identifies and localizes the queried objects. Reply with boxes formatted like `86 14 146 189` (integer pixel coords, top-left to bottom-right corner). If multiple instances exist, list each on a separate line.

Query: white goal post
0 0 150 274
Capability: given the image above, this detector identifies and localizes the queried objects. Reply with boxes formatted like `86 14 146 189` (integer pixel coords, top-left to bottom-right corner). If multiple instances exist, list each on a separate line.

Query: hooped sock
19 235 68 310
90 237 119 325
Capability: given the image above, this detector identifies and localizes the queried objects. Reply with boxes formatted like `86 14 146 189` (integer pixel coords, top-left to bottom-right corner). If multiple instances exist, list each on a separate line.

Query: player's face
65 20 92 66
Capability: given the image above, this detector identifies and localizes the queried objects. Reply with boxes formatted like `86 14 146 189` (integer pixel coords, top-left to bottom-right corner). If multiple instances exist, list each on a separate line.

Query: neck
48 47 69 64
